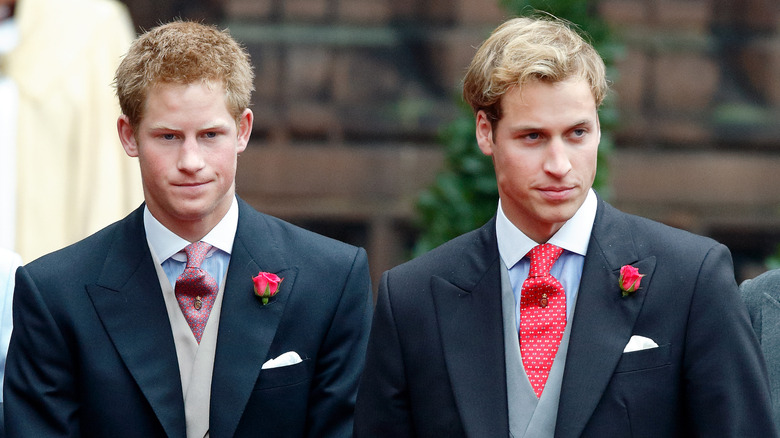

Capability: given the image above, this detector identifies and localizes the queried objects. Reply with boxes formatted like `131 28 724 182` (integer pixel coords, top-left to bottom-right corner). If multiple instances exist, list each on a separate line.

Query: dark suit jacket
740 270 780 433
355 198 776 437
4 199 373 438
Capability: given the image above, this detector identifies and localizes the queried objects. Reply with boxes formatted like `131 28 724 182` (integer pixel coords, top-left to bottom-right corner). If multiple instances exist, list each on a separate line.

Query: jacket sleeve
354 270 416 437
4 266 81 437
683 244 777 436
306 248 373 438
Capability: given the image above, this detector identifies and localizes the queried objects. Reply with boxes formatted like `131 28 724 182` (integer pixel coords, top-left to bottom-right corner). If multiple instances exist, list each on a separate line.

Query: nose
543 138 572 177
177 137 206 173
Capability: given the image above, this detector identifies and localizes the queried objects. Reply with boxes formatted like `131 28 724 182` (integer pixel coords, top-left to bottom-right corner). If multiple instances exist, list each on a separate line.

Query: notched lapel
210 233 298 438
431 258 509 438
87 282 186 438
86 215 186 438
556 201 658 438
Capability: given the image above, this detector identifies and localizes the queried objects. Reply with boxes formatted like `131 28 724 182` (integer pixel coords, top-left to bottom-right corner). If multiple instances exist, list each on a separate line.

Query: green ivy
412 0 621 257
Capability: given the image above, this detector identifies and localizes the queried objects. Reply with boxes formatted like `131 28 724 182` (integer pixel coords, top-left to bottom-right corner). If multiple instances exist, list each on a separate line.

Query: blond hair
115 21 254 127
463 15 607 123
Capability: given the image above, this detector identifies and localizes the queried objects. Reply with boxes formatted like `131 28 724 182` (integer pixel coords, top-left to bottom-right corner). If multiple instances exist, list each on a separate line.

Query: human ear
475 110 495 157
236 108 253 153
117 115 139 158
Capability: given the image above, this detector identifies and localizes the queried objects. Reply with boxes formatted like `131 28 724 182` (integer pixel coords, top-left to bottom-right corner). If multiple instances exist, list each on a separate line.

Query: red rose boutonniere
619 265 644 297
253 272 283 305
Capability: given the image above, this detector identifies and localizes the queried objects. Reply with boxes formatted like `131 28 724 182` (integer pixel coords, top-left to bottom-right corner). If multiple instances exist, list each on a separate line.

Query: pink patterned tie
175 241 218 343
519 243 566 398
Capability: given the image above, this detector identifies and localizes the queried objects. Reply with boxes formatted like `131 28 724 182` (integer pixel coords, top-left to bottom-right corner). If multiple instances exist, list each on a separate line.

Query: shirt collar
496 189 597 269
144 196 239 262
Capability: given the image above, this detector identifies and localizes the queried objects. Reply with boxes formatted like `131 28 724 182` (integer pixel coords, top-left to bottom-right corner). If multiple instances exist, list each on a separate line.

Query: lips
537 186 575 201
172 181 212 194
174 181 210 187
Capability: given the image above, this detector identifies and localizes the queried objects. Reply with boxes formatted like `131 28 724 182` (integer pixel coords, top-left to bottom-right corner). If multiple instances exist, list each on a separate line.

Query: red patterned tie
175 241 219 343
519 243 566 398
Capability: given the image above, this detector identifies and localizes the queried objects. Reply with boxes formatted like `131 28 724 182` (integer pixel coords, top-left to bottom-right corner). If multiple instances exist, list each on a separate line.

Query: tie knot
183 241 213 269
528 243 563 278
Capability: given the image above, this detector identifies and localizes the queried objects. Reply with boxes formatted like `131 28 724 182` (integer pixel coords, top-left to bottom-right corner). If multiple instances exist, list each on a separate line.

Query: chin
170 203 213 221
541 209 578 226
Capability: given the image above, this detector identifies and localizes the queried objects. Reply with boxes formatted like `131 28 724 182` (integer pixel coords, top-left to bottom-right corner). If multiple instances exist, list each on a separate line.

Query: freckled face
118 82 252 237
476 77 600 243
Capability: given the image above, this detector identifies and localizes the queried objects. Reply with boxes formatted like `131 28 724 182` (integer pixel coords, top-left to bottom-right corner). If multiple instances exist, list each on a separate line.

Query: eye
162 133 176 140
204 131 217 139
524 132 541 141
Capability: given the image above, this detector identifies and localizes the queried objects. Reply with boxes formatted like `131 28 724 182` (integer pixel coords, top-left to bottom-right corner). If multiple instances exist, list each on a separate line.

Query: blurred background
11 0 780 287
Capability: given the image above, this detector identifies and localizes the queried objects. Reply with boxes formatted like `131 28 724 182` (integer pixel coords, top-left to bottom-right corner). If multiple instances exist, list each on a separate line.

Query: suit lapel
210 200 297 437
431 220 509 437
555 201 656 438
86 207 187 438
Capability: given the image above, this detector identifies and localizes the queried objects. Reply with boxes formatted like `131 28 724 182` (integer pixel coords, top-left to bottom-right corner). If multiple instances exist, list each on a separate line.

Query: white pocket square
623 335 659 353
262 351 303 369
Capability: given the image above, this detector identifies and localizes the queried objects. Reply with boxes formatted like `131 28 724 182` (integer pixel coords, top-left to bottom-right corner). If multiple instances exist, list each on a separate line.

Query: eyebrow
509 119 595 133
148 121 230 131
570 119 596 128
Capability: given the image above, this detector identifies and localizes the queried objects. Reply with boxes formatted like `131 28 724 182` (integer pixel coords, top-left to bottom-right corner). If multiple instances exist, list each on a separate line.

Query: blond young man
5 21 372 438
355 16 776 437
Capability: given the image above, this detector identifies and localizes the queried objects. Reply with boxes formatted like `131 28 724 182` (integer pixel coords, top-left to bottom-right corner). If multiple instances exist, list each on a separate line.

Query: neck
511 217 562 245
151 212 223 244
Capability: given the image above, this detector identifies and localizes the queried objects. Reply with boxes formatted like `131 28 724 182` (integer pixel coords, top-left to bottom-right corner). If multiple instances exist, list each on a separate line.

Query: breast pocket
614 343 671 373
253 357 312 391
240 358 313 435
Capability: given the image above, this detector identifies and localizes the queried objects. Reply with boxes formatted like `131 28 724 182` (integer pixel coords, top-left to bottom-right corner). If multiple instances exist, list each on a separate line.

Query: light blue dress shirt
143 197 239 289
496 190 598 331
